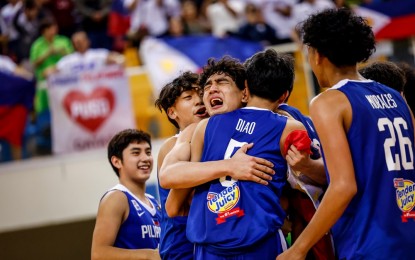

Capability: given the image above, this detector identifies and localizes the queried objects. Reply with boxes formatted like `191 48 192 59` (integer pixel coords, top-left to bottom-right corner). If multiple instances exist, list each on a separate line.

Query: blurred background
0 0 414 259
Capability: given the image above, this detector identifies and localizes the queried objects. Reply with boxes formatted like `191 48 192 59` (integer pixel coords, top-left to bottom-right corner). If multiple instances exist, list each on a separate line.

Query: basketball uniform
106 184 161 249
187 107 289 259
158 167 194 259
329 79 415 259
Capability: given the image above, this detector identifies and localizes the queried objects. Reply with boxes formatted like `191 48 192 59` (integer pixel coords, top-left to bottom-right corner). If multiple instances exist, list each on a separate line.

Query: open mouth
138 165 151 170
195 106 207 117
210 98 223 108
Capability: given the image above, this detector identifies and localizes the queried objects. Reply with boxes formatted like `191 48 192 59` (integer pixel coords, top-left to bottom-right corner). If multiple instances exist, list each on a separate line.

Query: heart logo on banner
63 87 115 132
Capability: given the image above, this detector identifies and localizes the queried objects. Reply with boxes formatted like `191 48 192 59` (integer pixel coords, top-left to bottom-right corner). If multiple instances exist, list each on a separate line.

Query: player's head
155 71 207 130
199 56 247 116
301 8 376 87
359 61 405 94
244 49 294 103
107 129 152 179
397 62 415 115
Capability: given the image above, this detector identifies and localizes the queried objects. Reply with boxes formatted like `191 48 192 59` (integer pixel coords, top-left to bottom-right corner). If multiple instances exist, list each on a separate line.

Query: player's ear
167 107 177 120
278 90 289 104
111 155 122 170
242 81 249 103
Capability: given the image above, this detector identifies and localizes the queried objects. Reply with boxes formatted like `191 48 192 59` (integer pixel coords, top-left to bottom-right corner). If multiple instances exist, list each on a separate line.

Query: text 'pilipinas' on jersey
187 107 289 254
330 80 415 259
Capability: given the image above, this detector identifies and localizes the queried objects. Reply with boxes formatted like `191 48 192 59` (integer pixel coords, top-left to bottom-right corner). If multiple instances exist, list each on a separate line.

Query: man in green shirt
30 18 73 114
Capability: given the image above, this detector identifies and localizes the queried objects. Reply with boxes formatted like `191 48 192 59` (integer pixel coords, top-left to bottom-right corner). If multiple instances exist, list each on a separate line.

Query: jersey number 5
219 139 248 187
378 117 414 171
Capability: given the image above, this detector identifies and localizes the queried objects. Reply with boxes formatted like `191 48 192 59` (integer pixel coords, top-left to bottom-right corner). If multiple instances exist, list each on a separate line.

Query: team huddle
90 8 415 260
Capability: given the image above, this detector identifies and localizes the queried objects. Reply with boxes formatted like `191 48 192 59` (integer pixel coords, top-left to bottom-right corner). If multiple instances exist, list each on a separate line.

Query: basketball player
278 8 415 259
185 49 309 259
91 129 161 260
155 71 207 260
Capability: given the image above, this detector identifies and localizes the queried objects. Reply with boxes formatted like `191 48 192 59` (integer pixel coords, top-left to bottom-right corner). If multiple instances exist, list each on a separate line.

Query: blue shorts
194 230 286 260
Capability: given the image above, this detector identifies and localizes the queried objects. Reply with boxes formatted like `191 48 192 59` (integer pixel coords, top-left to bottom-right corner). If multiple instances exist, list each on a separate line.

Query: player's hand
228 143 275 185
285 145 311 173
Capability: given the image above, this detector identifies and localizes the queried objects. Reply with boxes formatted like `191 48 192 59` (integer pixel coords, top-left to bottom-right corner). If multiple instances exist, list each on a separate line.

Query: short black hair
244 49 294 102
359 61 405 93
301 8 376 67
39 17 56 34
107 129 151 177
199 56 246 92
155 71 200 129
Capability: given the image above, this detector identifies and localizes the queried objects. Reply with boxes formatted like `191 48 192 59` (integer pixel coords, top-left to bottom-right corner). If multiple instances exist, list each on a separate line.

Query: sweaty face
203 73 244 116
120 141 153 183
170 87 208 130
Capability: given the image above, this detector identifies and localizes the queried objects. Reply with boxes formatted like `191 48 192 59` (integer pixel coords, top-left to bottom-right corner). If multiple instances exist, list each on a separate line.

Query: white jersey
0 55 16 73
56 48 109 73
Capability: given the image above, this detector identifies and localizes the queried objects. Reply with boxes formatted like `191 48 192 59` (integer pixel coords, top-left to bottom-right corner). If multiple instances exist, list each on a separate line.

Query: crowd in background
0 0 413 163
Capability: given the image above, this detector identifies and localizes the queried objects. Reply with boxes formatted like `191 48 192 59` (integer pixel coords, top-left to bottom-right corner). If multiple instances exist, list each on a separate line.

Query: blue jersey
279 103 321 159
158 176 193 259
330 80 415 259
187 107 288 255
109 184 161 249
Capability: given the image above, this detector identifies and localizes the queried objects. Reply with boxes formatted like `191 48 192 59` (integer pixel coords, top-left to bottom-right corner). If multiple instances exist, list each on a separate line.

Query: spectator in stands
55 30 124 73
260 0 296 44
205 0 245 38
163 16 185 37
291 0 335 45
231 3 278 45
181 0 209 35
359 60 406 95
73 0 112 50
397 62 415 115
43 0 78 37
124 0 181 46
30 17 72 114
13 0 51 64
0 0 22 60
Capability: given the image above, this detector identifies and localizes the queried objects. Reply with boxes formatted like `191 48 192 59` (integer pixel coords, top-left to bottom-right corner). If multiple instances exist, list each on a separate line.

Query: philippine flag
354 0 415 40
139 35 263 97
0 72 35 147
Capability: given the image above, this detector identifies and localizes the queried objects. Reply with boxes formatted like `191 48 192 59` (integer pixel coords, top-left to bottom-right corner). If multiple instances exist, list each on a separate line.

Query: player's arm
91 191 160 260
157 136 177 176
277 91 357 260
159 121 275 189
277 107 327 185
164 120 208 217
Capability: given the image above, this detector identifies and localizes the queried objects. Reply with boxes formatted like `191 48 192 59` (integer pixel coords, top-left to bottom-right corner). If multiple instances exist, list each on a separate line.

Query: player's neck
121 180 147 201
328 66 363 87
247 96 279 111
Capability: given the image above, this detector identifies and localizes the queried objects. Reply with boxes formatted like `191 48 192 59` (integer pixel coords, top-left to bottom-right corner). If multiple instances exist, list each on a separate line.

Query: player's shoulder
311 88 349 111
285 117 306 131
100 188 128 209
177 120 209 143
